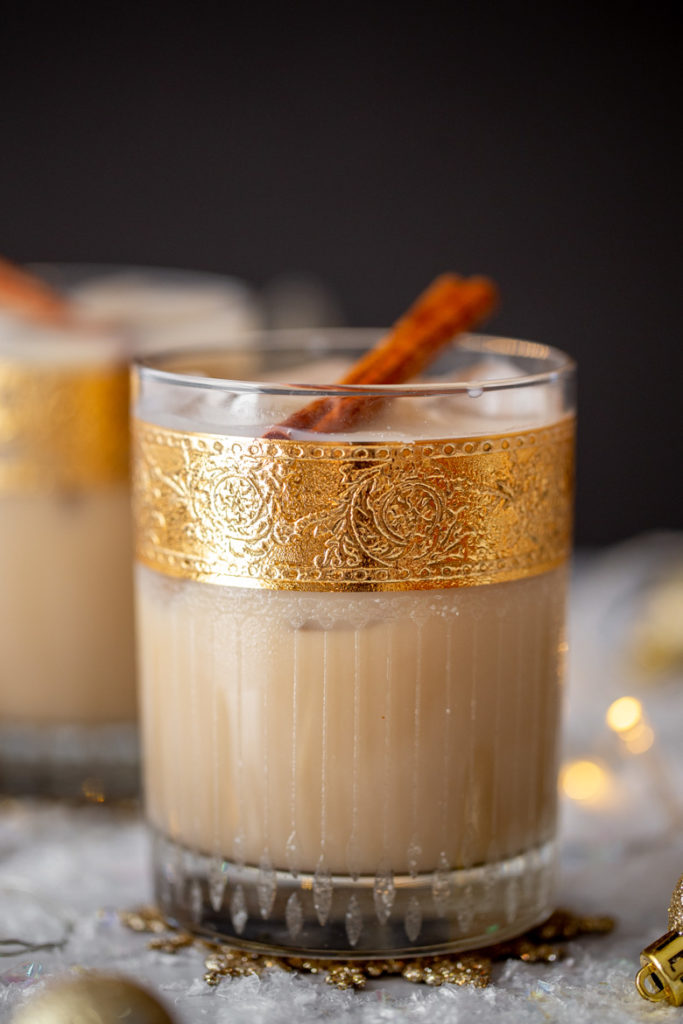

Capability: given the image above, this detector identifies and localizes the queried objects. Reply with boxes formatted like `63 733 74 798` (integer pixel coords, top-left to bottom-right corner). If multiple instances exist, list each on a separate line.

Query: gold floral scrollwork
132 417 575 591
0 361 130 492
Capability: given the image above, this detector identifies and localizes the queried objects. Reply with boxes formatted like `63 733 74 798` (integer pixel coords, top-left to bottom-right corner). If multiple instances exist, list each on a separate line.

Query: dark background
2 7 681 544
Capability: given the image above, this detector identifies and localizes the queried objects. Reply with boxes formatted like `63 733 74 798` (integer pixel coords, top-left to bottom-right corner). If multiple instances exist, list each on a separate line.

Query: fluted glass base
152 831 556 958
0 723 139 799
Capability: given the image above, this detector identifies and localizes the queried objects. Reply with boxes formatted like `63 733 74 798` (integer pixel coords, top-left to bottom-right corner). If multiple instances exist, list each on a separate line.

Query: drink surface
139 351 567 441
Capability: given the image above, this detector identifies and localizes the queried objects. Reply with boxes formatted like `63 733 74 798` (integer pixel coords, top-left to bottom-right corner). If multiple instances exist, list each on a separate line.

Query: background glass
0 266 259 798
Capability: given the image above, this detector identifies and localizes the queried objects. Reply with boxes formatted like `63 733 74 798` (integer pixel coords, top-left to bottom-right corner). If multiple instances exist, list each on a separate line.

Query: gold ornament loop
0 360 130 492
636 872 683 1005
637 931 683 1006
133 416 574 591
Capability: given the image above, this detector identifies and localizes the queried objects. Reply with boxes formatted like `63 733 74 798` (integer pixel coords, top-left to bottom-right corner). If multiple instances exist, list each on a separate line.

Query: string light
606 696 655 755
622 723 655 755
560 760 611 803
606 696 642 734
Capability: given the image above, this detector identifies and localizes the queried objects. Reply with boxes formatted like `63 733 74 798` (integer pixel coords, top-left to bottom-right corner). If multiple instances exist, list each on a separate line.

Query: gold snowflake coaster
120 906 613 992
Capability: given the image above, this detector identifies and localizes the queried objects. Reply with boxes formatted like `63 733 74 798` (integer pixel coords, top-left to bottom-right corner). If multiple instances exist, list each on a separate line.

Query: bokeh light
606 696 642 734
560 759 611 802
623 723 655 755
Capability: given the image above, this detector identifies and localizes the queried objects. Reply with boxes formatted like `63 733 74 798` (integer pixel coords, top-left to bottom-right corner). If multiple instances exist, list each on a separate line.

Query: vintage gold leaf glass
132 330 576 956
0 315 136 797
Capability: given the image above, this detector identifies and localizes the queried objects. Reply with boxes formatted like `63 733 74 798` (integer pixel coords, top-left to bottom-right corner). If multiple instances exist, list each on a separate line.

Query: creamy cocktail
0 312 135 794
133 324 575 955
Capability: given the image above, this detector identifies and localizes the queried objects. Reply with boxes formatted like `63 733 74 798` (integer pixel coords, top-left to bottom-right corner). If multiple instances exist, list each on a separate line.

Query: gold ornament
669 873 683 932
636 872 683 1005
631 566 683 676
133 417 574 592
121 905 612 992
11 974 174 1024
0 361 129 493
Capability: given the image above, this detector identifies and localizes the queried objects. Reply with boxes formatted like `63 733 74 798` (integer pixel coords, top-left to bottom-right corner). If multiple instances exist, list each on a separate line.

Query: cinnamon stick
0 257 71 324
264 273 498 438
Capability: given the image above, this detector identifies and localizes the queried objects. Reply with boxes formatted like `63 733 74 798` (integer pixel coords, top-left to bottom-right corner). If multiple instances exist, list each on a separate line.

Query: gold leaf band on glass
0 361 130 492
133 417 574 591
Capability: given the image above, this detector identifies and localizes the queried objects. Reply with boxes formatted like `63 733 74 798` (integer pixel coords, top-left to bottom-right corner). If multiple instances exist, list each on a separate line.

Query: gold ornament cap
12 974 175 1023
636 873 683 1005
636 930 683 1005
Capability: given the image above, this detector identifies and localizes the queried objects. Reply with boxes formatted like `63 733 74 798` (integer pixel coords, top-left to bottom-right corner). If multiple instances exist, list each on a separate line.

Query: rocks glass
0 266 259 797
132 331 575 955
0 318 135 796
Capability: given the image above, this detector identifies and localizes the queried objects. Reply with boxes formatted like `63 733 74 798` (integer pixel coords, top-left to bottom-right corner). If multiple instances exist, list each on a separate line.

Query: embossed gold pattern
133 417 574 590
0 361 129 491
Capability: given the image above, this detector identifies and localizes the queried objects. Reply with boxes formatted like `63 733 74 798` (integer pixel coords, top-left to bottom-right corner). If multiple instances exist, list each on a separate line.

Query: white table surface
2 534 683 1022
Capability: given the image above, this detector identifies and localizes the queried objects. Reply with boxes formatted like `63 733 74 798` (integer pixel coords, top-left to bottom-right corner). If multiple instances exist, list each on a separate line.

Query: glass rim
27 260 252 293
135 330 575 398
